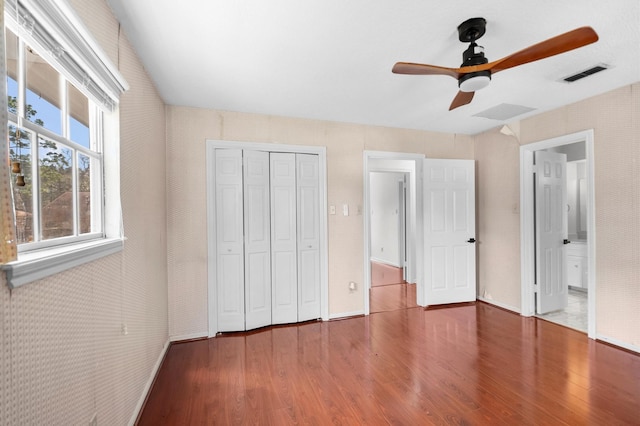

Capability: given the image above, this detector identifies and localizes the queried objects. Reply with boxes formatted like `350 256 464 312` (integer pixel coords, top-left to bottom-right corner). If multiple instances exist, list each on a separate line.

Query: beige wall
475 83 640 348
474 128 522 309
0 0 168 424
166 107 474 336
169 84 640 350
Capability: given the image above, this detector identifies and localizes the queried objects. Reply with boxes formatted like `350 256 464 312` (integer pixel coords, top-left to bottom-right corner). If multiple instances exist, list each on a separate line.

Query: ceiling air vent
473 103 536 121
562 64 609 82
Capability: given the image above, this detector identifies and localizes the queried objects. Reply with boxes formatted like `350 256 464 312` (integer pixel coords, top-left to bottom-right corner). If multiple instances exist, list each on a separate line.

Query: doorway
363 152 424 315
369 170 415 313
520 130 596 338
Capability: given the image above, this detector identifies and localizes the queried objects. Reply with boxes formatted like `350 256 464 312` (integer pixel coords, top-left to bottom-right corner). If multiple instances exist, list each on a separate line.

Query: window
7 27 103 249
2 0 128 288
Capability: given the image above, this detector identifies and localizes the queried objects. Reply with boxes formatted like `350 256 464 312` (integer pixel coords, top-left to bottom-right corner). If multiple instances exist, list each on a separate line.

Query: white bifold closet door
243 150 272 330
215 149 245 332
296 154 321 322
270 153 298 324
215 149 320 332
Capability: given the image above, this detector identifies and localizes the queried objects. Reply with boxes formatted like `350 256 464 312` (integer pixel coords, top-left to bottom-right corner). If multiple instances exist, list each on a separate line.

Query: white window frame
7 38 105 249
1 0 128 288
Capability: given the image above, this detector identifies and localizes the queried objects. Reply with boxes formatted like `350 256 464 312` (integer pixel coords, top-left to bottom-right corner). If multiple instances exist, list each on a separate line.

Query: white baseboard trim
596 334 640 354
329 310 364 320
170 332 208 342
477 297 521 314
128 338 170 426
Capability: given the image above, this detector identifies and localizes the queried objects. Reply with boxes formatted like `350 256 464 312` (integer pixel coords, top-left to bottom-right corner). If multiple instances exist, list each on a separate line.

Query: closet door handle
467 238 476 243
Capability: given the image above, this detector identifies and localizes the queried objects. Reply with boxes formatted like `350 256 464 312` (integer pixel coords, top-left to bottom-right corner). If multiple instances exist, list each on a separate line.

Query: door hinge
533 283 539 293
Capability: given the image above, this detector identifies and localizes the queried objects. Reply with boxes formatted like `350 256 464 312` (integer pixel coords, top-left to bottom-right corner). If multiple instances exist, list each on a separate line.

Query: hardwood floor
370 282 418 313
370 261 417 314
138 303 640 425
370 261 405 287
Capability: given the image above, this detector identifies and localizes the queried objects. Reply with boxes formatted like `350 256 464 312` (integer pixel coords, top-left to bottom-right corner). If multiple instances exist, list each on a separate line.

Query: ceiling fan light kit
392 17 599 110
459 71 491 92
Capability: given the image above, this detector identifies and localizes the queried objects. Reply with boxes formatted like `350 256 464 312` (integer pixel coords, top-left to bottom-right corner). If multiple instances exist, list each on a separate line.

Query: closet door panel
215 149 245 332
297 154 321 321
270 153 298 324
244 150 272 330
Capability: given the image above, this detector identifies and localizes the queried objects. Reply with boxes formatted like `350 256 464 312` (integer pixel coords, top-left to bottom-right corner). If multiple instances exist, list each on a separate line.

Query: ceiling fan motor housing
459 42 491 92
462 42 488 67
457 17 492 92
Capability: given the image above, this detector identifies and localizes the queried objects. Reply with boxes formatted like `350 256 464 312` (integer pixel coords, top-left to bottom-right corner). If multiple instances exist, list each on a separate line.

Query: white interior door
535 150 568 314
243 150 272 330
297 154 321 321
423 159 476 305
215 149 245 332
270 153 298 324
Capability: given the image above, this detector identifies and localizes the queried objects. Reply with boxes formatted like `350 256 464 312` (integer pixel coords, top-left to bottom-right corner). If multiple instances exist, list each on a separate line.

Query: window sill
2 238 124 289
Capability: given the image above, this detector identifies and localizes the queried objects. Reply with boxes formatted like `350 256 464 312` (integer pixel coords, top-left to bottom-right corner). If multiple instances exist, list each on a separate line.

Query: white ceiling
106 0 640 135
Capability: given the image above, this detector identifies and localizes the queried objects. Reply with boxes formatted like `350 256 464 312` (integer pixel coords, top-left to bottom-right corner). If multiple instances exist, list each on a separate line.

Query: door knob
563 239 571 245
467 238 476 243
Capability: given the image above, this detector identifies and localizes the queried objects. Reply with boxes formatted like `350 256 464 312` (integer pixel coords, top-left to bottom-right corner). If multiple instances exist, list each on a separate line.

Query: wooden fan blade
392 62 461 79
488 27 598 74
449 91 475 110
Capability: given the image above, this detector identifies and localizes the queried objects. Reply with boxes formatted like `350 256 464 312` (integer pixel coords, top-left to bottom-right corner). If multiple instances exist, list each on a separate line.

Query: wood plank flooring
370 282 418 313
370 261 405 287
370 261 417 314
138 303 640 425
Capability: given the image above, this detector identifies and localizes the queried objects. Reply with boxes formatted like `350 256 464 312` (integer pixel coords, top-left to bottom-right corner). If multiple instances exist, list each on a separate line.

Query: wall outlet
349 281 357 291
329 205 336 215
121 324 128 335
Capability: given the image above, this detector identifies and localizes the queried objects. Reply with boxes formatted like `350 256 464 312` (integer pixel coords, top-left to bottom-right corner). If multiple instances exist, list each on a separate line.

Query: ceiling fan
392 18 599 110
